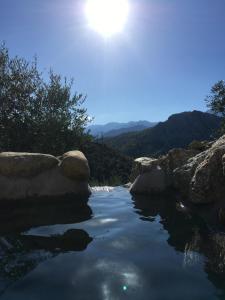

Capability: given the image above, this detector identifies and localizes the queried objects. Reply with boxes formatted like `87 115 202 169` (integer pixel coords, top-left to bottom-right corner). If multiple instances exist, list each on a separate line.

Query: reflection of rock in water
0 195 92 235
204 233 225 274
132 192 225 285
183 229 202 268
0 229 93 295
132 193 208 253
0 197 93 295
19 229 93 252
182 230 225 273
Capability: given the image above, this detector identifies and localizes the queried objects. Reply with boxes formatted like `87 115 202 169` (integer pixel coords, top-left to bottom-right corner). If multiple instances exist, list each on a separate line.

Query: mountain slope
80 141 132 185
104 111 222 158
87 121 157 137
104 124 155 137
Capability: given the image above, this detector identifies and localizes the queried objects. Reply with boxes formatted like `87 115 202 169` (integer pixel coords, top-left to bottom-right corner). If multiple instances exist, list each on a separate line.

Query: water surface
0 187 225 300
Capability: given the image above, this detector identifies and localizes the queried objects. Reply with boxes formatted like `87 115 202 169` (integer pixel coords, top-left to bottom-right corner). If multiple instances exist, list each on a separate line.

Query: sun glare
85 0 129 37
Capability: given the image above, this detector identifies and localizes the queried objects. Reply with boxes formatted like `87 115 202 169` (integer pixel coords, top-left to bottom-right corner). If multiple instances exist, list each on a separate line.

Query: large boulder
130 157 158 182
130 165 167 195
0 151 91 201
0 167 91 200
190 140 225 203
0 152 59 177
167 148 199 173
60 151 90 181
174 135 225 203
173 150 207 196
130 148 198 195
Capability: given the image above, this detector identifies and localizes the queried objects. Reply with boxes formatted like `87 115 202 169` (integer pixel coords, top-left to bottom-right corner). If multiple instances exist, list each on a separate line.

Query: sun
85 0 129 37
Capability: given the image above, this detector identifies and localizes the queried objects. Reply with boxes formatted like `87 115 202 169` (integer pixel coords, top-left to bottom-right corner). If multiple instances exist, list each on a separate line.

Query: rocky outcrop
189 136 225 203
173 150 207 196
130 135 225 205
0 151 91 201
130 157 159 182
130 166 167 194
174 136 225 203
130 148 198 195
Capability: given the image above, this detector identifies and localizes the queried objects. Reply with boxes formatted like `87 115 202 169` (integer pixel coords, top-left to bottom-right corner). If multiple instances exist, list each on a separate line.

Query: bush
0 43 91 155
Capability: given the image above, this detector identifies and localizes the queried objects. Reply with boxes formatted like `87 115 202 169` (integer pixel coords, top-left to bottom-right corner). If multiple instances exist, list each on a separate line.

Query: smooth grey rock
130 166 168 195
0 151 91 201
0 152 59 177
60 151 90 181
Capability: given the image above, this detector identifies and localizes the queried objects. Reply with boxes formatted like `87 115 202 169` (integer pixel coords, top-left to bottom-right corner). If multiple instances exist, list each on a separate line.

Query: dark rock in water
0 196 92 235
132 192 225 274
19 229 93 252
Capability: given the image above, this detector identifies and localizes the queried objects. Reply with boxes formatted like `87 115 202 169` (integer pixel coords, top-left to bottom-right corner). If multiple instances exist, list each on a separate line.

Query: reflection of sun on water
85 0 129 37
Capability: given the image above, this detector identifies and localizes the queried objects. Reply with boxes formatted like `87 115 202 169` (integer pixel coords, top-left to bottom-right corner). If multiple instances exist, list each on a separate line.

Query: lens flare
85 0 129 37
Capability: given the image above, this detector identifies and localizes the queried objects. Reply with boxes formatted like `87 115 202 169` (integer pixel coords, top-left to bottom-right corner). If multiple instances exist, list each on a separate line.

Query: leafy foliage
81 141 132 185
0 43 90 155
206 80 225 133
0 43 132 185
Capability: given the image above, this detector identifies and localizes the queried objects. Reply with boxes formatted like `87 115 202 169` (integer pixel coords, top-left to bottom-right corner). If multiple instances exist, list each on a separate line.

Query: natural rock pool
0 187 225 300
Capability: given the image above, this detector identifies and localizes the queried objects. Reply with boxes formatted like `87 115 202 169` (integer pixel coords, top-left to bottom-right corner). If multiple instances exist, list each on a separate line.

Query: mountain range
104 111 222 158
87 121 157 137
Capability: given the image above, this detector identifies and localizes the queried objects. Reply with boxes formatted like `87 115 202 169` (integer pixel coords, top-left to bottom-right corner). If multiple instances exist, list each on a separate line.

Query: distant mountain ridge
87 121 157 137
104 111 222 158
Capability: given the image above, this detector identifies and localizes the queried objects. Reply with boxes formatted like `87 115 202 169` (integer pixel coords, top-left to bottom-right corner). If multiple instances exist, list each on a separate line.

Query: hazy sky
1 0 225 124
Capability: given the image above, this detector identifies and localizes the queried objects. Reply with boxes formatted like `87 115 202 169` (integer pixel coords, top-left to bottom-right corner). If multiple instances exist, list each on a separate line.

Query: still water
0 187 225 300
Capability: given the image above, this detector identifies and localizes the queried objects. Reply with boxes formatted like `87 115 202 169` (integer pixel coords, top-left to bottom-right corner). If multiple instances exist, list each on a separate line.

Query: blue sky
1 0 225 124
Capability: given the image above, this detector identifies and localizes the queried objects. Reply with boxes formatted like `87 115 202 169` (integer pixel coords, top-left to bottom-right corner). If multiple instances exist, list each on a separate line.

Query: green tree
0 43 91 155
206 80 225 133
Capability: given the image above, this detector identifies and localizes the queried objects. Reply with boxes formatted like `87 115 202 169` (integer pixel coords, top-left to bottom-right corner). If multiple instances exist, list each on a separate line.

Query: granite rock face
130 148 199 196
173 150 207 196
0 152 59 177
130 166 167 195
189 136 225 203
130 157 159 182
0 151 91 201
130 135 225 205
